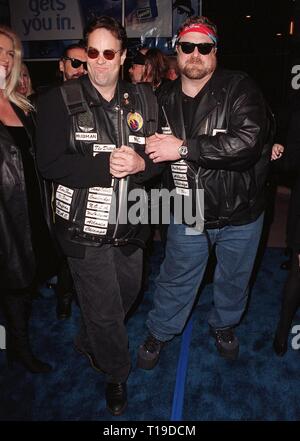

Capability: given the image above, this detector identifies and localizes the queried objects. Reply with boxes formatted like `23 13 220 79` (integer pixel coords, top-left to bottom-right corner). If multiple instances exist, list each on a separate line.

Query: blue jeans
147 213 264 342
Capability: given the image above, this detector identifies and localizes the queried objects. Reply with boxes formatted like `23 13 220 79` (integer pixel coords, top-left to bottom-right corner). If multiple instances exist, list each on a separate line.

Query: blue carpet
1 245 299 421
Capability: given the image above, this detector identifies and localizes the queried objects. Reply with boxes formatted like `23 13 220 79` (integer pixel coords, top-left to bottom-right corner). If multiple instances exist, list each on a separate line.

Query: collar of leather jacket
77 75 138 111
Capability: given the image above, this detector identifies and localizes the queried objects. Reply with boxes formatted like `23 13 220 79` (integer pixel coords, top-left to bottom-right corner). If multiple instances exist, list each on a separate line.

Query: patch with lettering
129 135 146 145
75 132 98 141
93 144 116 154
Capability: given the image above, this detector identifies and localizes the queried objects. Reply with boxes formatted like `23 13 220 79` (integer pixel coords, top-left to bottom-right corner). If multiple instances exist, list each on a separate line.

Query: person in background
17 62 34 97
137 15 274 369
0 26 56 373
55 42 88 320
128 51 146 84
165 55 179 81
141 48 169 92
59 41 87 81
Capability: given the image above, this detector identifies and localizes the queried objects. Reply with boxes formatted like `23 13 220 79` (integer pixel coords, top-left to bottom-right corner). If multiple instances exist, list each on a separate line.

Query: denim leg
146 221 211 341
208 213 264 329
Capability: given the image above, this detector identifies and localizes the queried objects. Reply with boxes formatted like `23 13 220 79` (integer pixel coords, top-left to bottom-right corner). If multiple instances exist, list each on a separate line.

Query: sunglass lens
71 59 81 68
87 48 99 59
180 42 195 54
103 50 116 60
199 44 214 55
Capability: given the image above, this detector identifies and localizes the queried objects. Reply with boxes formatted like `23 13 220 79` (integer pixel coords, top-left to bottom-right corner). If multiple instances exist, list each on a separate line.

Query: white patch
162 126 172 135
174 179 189 188
75 132 98 141
56 207 70 220
171 164 188 173
89 187 113 195
87 193 112 204
212 128 227 136
85 210 109 220
84 217 108 228
93 144 116 153
87 201 111 211
57 185 74 197
173 159 186 165
83 225 107 235
172 173 188 181
176 188 190 196
129 135 145 144
56 200 70 213
56 192 72 204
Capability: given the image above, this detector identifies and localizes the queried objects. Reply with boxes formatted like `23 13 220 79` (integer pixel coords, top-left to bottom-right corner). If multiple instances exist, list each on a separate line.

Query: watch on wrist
178 142 188 158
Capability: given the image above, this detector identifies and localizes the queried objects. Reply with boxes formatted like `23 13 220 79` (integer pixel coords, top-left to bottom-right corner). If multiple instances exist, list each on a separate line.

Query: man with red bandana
137 16 274 367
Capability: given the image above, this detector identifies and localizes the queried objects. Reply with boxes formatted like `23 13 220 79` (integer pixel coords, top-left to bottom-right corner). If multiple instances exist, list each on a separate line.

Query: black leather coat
158 68 275 228
0 103 56 289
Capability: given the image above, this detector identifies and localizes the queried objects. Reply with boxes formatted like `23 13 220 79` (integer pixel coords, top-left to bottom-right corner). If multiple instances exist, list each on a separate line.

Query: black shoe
105 382 127 416
210 327 239 360
280 259 292 270
74 343 103 373
137 334 165 370
56 292 73 320
273 332 288 357
7 349 52 374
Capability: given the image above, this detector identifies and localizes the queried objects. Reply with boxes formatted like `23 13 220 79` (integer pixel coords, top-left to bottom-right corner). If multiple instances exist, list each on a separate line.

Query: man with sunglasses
59 42 87 81
137 16 274 368
36 16 161 416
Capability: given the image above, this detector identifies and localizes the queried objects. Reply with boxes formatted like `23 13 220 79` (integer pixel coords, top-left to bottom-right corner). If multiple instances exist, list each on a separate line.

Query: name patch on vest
75 132 98 141
93 144 116 155
129 135 146 145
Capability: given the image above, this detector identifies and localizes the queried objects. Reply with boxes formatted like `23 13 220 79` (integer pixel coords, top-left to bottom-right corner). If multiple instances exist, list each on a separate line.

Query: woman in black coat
273 109 300 356
0 26 56 373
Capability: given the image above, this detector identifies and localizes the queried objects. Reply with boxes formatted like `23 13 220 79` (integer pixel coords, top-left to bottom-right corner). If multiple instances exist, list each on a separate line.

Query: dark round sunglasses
87 47 122 61
177 42 215 55
63 57 87 70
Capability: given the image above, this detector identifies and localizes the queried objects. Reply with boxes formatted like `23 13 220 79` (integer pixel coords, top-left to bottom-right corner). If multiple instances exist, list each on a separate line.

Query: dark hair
142 48 168 89
61 40 86 59
177 16 218 40
84 16 127 51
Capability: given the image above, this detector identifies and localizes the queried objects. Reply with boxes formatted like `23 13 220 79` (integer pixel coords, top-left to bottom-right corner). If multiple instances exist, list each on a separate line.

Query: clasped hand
110 145 145 178
145 133 183 163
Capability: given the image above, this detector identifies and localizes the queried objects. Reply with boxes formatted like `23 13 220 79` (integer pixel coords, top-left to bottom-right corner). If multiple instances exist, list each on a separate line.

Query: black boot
105 382 127 416
273 253 300 357
3 289 52 373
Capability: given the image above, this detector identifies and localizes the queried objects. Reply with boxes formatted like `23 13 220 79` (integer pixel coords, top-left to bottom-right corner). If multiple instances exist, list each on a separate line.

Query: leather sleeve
186 76 273 171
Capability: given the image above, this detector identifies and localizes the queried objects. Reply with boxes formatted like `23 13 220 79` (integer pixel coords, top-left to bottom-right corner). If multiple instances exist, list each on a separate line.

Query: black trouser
276 252 300 338
68 245 143 383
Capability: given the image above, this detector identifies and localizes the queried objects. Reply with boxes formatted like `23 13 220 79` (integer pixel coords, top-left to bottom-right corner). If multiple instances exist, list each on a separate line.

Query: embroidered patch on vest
127 112 144 132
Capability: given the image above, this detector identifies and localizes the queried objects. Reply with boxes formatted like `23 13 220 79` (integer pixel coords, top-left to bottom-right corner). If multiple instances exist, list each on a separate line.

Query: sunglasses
177 42 215 55
63 57 87 70
87 47 123 61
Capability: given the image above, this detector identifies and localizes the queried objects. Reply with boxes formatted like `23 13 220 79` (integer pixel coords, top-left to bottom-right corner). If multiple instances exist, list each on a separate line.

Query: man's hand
271 143 284 161
110 145 145 178
145 133 183 163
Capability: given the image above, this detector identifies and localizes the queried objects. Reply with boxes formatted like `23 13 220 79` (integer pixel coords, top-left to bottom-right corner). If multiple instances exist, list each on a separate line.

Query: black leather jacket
158 68 275 228
0 104 55 289
36 76 161 257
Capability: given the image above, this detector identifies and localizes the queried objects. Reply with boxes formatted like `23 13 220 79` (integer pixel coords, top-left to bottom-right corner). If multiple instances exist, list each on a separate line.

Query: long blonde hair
0 26 33 112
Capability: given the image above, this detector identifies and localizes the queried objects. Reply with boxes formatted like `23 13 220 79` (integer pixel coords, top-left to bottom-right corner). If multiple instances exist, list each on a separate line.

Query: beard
181 57 216 80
